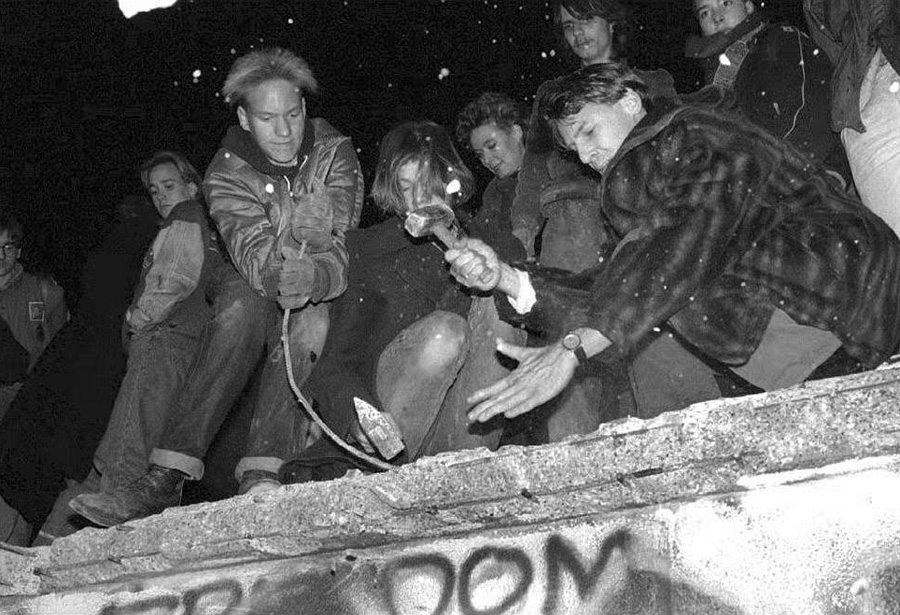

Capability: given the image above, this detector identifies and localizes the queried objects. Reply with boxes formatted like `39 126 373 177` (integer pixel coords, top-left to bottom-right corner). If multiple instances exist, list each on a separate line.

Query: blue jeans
376 299 525 460
423 297 525 456
234 301 329 481
151 269 329 483
150 270 268 480
93 323 203 491
537 190 722 435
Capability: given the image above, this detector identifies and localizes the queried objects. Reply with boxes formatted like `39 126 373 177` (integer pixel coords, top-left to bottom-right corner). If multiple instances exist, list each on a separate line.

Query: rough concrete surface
2 365 900 613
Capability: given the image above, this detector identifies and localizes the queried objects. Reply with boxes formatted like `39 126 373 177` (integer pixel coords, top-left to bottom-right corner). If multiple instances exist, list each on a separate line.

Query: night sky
1 0 805 305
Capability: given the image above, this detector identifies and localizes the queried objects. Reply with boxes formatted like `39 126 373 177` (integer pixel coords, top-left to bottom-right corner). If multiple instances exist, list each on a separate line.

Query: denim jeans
842 49 900 238
233 301 328 481
423 297 526 456
375 311 468 460
375 299 525 460
150 270 266 480
539 192 722 436
93 323 203 492
151 268 328 484
539 193 620 440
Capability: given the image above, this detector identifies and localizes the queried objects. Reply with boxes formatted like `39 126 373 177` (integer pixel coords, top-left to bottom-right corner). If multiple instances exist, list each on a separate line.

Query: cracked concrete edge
3 365 900 595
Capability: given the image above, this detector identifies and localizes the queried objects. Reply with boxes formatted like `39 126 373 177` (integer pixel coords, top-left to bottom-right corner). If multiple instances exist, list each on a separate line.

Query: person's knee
415 311 468 374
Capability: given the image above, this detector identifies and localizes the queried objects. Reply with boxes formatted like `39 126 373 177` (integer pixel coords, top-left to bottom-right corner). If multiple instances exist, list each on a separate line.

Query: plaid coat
517 95 900 368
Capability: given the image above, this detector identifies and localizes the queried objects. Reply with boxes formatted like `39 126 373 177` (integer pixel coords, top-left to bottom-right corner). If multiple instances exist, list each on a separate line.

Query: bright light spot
287 18 293 24
549 49 555 57
438 67 450 80
541 51 547 58
446 179 461 194
230 48 236 54
117 0 177 18
192 69 201 78
265 183 275 194
813 48 820 56
890 81 900 94
718 53 732 66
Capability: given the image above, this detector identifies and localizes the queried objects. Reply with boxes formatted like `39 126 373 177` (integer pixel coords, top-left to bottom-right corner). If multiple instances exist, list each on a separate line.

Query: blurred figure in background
804 0 900 236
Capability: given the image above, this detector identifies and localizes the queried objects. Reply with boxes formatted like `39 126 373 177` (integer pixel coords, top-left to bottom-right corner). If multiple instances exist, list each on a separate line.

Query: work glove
292 191 334 253
277 244 316 310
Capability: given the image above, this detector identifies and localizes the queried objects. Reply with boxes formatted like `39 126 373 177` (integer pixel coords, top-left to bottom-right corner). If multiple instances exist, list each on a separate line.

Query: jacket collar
684 11 767 59
220 118 317 178
602 87 734 176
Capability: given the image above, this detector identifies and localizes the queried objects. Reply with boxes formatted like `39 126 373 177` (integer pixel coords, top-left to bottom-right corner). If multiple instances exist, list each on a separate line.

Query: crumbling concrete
2 365 900 613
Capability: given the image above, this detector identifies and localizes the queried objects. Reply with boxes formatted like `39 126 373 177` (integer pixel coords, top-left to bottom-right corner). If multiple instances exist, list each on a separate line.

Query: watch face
562 332 581 351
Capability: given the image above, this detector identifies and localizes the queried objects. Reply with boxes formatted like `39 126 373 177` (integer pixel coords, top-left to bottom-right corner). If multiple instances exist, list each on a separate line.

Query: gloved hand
278 244 316 310
292 191 334 253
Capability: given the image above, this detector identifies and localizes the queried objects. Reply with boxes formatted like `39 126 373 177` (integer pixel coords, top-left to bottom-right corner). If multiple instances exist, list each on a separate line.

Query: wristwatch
561 331 588 364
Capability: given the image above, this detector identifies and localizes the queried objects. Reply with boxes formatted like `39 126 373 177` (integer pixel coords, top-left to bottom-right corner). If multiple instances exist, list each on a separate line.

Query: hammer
404 203 498 287
404 203 465 248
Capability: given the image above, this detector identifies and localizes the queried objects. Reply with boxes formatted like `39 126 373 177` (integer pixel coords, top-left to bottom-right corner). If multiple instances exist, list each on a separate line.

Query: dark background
0 0 806 308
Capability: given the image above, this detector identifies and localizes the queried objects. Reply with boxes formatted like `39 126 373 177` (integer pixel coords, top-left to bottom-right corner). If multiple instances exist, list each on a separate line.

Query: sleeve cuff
507 269 536 314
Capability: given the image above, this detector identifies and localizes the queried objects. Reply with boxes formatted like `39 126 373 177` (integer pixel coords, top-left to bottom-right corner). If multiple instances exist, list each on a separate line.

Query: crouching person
70 47 363 527
446 63 900 424
279 121 526 481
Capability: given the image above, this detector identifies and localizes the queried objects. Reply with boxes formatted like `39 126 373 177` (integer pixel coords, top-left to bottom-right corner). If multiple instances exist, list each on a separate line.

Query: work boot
68 465 185 528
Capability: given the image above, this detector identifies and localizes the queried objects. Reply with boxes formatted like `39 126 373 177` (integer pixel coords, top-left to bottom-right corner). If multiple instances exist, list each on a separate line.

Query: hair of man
0 211 24 245
537 61 649 148
552 0 632 62
455 92 530 148
139 151 202 193
221 47 319 110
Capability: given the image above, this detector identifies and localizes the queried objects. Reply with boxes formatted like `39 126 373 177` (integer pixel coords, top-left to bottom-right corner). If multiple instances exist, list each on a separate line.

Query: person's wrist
561 331 589 364
496 262 521 296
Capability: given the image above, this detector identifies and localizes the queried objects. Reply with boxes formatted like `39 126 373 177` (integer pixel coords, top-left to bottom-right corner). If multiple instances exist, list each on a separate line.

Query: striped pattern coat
518 96 900 368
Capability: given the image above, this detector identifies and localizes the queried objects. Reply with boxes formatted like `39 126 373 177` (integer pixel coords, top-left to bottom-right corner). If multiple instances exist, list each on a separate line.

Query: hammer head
404 203 465 246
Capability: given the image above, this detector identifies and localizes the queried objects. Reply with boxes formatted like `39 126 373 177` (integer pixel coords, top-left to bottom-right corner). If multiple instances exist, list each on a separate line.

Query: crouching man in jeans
71 47 363 527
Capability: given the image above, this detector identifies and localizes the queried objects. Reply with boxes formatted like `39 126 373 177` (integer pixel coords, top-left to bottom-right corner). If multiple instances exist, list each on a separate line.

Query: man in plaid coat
445 62 900 424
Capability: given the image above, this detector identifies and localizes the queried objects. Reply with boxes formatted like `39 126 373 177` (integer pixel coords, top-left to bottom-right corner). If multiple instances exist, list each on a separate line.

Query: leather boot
68 465 185 528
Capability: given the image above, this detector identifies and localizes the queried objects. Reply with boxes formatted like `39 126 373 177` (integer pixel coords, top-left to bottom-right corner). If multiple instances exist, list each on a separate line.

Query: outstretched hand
466 339 580 424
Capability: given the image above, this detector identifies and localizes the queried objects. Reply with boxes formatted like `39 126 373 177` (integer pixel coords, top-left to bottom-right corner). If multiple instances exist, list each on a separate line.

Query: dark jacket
804 0 900 132
509 95 900 369
204 120 363 303
0 207 160 526
685 12 842 168
464 173 528 264
0 316 28 384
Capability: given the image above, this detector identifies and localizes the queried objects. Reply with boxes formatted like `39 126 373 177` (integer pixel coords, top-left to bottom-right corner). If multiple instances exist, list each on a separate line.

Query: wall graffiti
57 527 743 615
